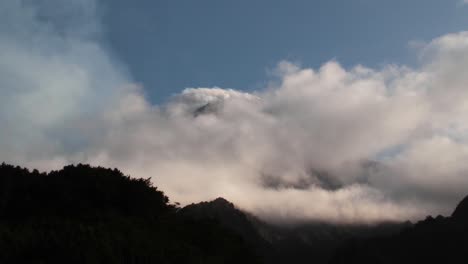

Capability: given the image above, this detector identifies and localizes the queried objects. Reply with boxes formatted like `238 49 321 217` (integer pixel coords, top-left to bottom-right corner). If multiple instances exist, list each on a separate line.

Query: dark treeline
330 196 468 264
0 163 259 264
180 197 409 264
2 162 468 264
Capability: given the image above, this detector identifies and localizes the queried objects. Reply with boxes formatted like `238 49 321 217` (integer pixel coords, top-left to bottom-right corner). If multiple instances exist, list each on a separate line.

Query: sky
2 0 468 224
100 0 468 103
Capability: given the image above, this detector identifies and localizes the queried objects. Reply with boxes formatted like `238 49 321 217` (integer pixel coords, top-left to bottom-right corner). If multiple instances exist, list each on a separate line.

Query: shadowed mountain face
1 162 468 264
193 102 224 117
181 197 408 264
0 163 259 264
452 195 468 221
181 197 278 262
330 195 468 264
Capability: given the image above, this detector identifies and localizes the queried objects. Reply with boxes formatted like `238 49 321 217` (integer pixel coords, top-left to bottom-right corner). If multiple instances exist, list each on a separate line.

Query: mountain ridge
181 196 410 264
330 193 468 264
1 162 467 263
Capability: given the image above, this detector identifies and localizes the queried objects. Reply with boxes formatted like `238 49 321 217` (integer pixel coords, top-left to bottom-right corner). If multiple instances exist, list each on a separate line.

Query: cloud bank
2 0 468 223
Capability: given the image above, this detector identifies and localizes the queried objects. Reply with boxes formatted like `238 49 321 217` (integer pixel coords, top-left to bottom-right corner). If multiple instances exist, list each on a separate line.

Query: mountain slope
330 195 468 264
181 197 408 264
0 163 259 264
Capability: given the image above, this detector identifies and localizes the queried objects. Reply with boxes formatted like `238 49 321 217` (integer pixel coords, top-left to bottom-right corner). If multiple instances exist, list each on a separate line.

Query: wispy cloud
3 0 468 224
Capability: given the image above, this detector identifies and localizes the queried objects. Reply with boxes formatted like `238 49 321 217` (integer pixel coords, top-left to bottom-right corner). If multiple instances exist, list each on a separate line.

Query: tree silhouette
0 163 259 264
330 196 468 264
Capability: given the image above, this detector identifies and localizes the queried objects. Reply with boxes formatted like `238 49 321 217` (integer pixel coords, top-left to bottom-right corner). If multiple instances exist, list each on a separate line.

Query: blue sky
101 0 468 103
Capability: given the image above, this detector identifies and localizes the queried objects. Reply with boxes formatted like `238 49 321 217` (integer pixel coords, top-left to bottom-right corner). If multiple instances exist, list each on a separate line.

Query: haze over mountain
331 196 468 263
1 162 467 263
3 0 468 225
181 196 409 264
0 163 260 263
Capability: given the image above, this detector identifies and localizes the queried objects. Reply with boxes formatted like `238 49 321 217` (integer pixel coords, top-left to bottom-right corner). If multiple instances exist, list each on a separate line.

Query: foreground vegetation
0 163 259 264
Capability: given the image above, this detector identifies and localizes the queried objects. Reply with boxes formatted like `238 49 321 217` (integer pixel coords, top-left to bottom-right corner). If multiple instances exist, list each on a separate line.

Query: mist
2 0 468 224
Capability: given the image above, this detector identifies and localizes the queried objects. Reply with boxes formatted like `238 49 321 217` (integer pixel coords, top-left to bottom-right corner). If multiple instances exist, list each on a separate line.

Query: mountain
181 197 408 264
0 163 259 264
2 162 466 264
330 195 468 264
452 195 468 221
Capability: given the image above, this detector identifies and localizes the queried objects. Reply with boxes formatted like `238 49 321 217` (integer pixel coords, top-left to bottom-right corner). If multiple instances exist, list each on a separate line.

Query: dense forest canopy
0 163 259 264
1 163 468 264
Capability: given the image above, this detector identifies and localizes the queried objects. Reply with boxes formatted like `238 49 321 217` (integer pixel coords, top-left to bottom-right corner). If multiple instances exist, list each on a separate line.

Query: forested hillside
0 163 259 264
2 162 467 264
330 196 468 264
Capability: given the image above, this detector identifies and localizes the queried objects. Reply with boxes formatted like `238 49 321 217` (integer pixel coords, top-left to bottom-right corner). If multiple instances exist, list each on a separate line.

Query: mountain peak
451 195 468 221
211 197 235 207
180 197 239 219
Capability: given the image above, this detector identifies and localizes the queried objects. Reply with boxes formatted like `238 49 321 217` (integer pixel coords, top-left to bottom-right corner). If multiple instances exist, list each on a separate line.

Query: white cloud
2 0 468 223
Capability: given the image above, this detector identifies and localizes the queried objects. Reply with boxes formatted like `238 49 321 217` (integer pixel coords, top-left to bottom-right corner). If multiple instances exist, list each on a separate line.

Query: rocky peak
451 195 468 221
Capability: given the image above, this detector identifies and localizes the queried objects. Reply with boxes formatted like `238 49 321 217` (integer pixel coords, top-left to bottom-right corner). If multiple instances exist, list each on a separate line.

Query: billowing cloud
2 0 468 224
